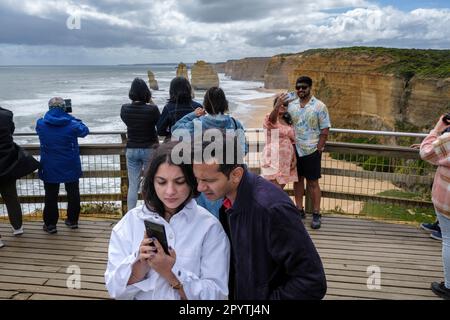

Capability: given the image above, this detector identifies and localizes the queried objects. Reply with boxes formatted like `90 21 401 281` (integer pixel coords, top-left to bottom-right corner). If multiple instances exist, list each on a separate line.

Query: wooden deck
0 215 443 300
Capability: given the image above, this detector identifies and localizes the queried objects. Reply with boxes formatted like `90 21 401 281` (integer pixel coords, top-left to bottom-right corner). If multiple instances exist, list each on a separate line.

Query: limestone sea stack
147 70 159 90
191 60 219 90
176 63 189 79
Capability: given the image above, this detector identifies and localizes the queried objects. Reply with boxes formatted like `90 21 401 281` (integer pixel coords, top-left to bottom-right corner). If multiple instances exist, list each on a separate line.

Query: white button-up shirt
104 199 230 300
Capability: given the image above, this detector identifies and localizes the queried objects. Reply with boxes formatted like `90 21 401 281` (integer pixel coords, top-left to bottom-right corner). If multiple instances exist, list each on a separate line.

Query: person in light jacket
171 87 247 218
105 141 230 300
420 115 450 300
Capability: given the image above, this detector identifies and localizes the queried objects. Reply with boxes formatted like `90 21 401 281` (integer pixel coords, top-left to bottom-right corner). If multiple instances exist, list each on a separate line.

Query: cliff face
213 62 226 73
284 52 449 131
264 55 305 89
223 57 270 81
191 60 219 90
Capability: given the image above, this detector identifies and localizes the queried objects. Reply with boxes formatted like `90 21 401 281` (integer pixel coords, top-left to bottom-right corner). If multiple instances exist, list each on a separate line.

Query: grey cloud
0 7 176 50
176 0 293 23
244 29 301 47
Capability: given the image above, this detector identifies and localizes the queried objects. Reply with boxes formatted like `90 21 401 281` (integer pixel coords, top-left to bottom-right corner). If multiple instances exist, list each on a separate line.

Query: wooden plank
325 274 432 290
0 257 107 271
328 280 436 297
325 287 439 300
316 247 442 262
0 246 108 258
323 268 440 284
320 258 443 274
29 293 102 300
45 279 107 291
0 282 110 299
0 263 60 273
12 293 33 300
0 268 105 284
0 275 47 286
313 239 442 254
0 291 18 299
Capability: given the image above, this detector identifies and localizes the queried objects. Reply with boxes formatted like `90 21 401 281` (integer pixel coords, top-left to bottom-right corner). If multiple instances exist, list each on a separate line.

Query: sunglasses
295 84 309 90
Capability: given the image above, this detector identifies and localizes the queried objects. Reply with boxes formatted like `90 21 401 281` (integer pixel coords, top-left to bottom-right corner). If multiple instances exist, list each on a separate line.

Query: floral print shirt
287 96 331 157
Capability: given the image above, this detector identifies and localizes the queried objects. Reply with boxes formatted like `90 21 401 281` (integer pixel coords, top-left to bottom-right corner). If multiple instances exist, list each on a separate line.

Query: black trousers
0 179 22 230
43 181 80 226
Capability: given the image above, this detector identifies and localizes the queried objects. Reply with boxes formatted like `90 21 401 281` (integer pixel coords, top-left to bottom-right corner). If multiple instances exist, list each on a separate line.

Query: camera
63 99 73 113
443 113 450 125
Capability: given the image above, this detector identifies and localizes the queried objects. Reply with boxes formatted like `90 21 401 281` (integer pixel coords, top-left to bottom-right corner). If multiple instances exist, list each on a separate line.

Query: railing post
120 133 128 215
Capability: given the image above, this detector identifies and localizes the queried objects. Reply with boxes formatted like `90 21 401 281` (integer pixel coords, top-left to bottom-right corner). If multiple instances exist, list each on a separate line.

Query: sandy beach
237 88 286 129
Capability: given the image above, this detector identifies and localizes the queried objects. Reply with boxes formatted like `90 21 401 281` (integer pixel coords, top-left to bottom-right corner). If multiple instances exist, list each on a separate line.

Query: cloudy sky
0 0 449 65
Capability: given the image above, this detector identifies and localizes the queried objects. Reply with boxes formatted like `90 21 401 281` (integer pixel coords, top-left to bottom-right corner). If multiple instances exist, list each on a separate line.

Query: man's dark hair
168 77 193 105
203 87 229 115
296 76 313 87
142 141 199 217
192 130 245 178
129 78 151 103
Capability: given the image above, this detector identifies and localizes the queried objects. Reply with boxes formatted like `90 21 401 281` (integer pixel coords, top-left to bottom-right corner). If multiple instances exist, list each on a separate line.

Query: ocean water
0 65 275 215
0 65 273 144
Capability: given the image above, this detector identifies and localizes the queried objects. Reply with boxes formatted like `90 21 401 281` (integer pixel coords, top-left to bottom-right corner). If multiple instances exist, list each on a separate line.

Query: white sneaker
0 239 5 248
13 227 24 236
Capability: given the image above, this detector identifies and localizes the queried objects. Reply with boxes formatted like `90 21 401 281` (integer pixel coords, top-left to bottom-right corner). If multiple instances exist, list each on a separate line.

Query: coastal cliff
223 57 270 81
222 47 449 132
285 48 450 131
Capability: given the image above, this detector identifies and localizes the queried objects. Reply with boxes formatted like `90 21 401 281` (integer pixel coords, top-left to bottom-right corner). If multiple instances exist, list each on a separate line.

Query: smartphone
443 113 450 125
284 91 297 104
144 220 170 255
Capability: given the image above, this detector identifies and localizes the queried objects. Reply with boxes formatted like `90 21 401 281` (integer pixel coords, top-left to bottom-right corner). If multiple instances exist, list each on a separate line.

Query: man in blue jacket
36 97 89 234
192 133 327 300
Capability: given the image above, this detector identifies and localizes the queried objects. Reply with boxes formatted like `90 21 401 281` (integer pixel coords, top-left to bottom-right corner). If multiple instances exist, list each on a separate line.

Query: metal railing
1 129 436 223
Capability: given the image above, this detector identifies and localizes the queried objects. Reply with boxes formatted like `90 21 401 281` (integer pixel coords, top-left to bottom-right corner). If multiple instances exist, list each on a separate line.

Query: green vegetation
360 189 435 224
301 46 450 79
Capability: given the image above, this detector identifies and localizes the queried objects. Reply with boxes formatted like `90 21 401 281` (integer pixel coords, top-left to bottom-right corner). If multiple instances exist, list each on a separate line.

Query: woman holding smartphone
105 141 230 300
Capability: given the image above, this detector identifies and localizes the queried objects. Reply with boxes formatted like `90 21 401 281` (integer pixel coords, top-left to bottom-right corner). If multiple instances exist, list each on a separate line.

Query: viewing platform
0 215 442 300
0 128 443 300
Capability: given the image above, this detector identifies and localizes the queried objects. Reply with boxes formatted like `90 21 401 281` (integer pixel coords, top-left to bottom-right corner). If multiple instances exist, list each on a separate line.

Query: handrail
14 128 430 139
13 131 127 136
4 129 434 218
246 128 428 138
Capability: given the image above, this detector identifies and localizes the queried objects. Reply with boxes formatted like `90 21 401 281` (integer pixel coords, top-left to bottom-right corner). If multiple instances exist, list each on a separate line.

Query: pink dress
261 114 298 184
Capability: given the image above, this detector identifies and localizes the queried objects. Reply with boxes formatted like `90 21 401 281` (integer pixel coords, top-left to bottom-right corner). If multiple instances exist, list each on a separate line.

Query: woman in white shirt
105 141 230 300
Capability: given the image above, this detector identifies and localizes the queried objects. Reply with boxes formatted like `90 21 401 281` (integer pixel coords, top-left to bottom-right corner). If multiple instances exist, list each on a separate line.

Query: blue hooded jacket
36 108 89 183
171 112 248 154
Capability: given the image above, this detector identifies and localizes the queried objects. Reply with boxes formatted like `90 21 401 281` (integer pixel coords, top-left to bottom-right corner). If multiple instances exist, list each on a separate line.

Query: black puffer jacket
120 102 160 148
0 107 39 183
0 107 16 176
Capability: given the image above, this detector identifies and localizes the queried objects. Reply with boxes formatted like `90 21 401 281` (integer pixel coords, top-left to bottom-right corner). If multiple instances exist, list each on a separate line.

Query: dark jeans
43 181 80 226
0 179 22 230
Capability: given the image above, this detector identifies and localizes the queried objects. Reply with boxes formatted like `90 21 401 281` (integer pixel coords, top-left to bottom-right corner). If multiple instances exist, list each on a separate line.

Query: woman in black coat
0 106 39 246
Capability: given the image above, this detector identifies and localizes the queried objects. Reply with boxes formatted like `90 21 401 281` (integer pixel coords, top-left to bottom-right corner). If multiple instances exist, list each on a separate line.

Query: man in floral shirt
278 76 331 229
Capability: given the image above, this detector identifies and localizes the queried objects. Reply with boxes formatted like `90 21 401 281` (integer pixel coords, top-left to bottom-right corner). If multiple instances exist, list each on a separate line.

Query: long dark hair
129 78 151 103
203 87 229 115
142 141 199 217
168 77 192 105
